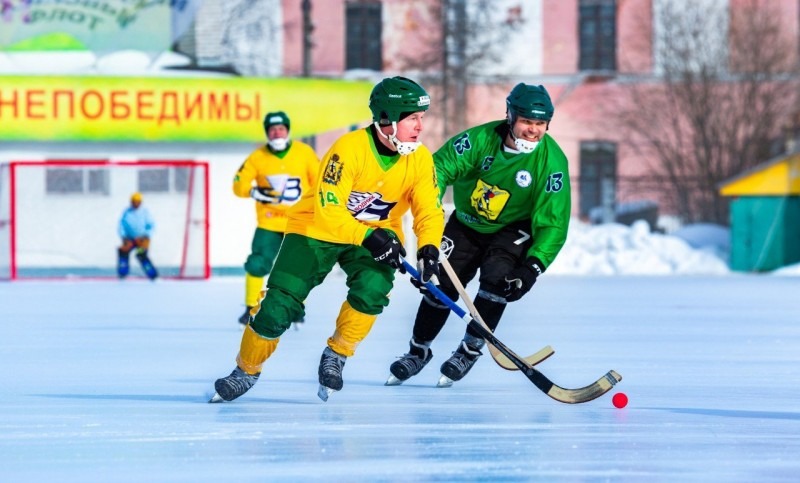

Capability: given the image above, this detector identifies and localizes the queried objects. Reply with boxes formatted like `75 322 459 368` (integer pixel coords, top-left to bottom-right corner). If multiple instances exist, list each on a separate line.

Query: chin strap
268 137 290 151
509 130 538 153
374 121 421 155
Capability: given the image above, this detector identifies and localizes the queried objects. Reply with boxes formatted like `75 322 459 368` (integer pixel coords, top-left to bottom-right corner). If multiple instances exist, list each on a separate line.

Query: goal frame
0 159 211 281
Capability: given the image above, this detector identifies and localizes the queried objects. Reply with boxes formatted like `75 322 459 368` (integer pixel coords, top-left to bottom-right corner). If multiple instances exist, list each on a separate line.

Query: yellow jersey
233 141 320 232
285 127 444 249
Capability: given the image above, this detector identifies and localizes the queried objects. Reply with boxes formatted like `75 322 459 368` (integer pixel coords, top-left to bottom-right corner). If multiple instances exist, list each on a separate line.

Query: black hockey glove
410 244 440 293
503 257 544 302
250 187 279 204
362 228 407 271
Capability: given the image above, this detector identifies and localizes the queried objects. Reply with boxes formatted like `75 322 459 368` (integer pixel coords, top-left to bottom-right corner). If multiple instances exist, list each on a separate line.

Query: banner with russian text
0 0 183 54
0 75 373 142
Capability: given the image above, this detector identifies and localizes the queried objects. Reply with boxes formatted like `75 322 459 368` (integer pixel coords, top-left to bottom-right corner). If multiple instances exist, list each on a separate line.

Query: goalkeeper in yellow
233 111 320 326
211 76 444 403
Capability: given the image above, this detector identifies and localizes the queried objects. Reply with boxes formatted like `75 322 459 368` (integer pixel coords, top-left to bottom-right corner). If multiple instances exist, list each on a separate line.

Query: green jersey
434 120 571 268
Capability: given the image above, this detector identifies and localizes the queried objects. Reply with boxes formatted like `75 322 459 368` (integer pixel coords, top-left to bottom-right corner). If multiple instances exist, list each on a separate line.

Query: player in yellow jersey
210 76 444 403
232 111 320 326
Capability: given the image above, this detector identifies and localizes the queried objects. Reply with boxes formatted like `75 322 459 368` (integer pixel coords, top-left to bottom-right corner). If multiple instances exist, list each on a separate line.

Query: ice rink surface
1 274 799 482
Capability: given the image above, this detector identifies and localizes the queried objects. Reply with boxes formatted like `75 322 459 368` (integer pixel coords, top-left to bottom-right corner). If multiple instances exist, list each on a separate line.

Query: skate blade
385 374 404 386
317 384 337 402
208 392 225 403
436 375 454 388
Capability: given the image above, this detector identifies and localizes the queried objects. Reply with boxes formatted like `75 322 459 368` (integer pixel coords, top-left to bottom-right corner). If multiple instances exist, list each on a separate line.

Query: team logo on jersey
264 175 302 203
347 191 398 221
453 133 472 155
515 170 532 188
470 179 510 221
323 154 343 185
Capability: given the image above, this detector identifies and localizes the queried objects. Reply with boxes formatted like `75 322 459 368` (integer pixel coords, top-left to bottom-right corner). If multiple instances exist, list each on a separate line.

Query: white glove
250 187 279 204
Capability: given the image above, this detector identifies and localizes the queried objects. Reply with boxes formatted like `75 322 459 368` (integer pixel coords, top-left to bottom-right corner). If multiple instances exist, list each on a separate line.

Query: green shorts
251 233 397 338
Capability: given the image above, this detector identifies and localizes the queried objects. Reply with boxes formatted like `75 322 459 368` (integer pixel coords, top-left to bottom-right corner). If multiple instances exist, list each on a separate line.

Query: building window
345 1 382 70
46 168 109 195
46 168 83 194
174 167 191 193
87 169 110 195
138 168 170 193
579 141 617 219
579 0 617 71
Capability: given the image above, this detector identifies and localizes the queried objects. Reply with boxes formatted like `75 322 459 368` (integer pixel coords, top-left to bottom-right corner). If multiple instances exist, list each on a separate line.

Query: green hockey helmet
263 111 290 132
506 83 554 123
369 76 431 124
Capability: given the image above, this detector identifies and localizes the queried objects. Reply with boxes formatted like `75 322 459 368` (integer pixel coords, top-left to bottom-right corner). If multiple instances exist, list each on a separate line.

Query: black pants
411 213 532 343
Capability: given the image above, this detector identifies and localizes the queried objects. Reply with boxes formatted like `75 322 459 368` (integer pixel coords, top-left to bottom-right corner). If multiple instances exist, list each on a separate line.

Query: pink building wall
277 0 800 219
542 0 578 75
283 0 346 76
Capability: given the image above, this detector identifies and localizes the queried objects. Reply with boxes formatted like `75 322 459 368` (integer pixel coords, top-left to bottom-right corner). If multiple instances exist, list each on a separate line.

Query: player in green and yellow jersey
211 77 444 403
233 111 320 326
387 83 572 387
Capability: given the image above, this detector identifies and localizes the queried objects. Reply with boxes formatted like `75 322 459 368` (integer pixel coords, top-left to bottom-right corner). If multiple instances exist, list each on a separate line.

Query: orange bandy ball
612 392 628 408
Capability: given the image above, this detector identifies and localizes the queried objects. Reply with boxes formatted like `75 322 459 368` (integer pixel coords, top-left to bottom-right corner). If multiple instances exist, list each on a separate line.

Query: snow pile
772 263 800 276
549 220 731 275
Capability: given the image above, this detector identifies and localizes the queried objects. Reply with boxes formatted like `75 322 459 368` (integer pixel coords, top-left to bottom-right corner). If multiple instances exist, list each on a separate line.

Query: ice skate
209 367 260 403
436 374 455 388
291 316 305 331
238 306 255 325
438 340 483 387
385 339 432 386
317 347 346 401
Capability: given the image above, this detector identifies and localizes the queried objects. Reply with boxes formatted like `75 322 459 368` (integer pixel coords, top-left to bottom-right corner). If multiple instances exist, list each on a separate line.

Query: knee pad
251 288 304 339
244 253 271 277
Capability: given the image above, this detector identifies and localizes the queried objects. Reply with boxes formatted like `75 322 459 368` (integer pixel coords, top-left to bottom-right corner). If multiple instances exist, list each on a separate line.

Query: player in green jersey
387 83 572 387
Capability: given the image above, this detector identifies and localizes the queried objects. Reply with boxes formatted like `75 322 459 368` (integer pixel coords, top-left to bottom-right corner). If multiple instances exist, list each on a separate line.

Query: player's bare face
268 125 289 139
512 117 547 142
394 111 425 143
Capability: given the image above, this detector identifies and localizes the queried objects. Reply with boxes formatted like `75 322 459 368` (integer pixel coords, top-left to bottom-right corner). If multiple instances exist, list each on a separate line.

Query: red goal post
0 160 210 280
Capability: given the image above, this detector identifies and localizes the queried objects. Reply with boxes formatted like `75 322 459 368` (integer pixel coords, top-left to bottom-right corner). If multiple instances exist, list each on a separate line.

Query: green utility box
729 196 800 271
720 153 800 272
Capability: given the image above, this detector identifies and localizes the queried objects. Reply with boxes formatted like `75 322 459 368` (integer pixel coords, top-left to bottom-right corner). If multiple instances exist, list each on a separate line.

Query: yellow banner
0 76 373 142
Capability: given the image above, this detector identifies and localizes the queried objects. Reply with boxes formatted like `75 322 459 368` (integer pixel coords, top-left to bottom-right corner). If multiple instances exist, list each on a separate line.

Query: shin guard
136 250 158 280
117 248 130 278
236 325 279 375
327 301 377 357
244 273 265 307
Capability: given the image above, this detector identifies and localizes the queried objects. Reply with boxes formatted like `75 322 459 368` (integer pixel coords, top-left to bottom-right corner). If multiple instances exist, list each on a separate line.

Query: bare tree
394 0 523 139
611 0 799 224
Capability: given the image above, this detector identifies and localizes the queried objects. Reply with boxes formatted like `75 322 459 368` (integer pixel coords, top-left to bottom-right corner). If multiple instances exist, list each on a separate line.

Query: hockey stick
402 259 621 404
438 257 554 371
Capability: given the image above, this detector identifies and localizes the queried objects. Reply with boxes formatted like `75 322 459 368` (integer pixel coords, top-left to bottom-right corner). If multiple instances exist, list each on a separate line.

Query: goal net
0 160 210 280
